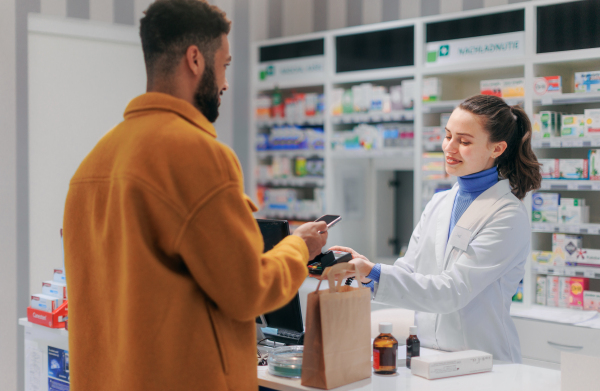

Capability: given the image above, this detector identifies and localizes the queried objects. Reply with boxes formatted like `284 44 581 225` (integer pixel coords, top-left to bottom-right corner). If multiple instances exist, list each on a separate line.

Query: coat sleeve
375 204 529 314
391 191 436 273
174 182 309 322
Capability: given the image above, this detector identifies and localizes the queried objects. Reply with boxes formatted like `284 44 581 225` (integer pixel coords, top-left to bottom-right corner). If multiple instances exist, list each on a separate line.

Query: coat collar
441 179 513 266
124 92 217 139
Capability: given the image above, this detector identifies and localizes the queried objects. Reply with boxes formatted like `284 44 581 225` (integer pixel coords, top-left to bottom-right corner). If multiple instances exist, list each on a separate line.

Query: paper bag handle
318 263 365 293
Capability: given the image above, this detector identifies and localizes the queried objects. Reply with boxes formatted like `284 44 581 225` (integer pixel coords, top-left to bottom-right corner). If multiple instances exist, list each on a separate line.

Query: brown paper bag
301 263 372 389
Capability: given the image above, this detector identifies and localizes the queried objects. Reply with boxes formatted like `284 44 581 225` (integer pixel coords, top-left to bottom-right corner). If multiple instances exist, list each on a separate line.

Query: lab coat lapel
442 180 512 266
435 184 458 269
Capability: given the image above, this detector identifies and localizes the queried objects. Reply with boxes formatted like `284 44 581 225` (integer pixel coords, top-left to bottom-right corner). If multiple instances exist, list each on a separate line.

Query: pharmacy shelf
330 148 413 159
256 150 325 159
533 263 600 279
539 180 600 191
532 137 600 149
532 223 600 235
422 58 526 76
255 212 319 222
533 92 600 107
423 140 443 152
255 79 325 91
257 177 324 188
330 111 414 125
256 116 324 127
422 98 524 114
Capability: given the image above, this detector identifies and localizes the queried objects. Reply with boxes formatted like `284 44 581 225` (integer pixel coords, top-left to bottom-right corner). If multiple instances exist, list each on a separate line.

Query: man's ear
185 45 205 77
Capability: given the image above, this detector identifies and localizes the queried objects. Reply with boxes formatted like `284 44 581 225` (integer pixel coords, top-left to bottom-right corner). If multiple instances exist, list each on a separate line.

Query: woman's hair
458 95 542 200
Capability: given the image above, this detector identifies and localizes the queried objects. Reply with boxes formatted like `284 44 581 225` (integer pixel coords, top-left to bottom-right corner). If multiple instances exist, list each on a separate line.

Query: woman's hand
328 246 375 283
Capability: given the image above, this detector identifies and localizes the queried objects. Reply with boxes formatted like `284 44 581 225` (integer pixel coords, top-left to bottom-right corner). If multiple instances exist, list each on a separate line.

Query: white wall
28 15 146 294
0 0 18 389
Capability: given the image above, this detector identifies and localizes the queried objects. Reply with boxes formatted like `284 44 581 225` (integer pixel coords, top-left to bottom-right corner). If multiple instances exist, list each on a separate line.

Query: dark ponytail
459 95 542 200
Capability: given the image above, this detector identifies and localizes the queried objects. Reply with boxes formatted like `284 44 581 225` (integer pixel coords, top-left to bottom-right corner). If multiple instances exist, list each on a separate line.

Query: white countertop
257 346 561 391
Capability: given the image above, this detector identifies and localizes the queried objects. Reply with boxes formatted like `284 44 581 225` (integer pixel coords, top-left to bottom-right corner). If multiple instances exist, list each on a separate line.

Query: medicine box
532 193 560 210
559 276 571 308
480 79 502 97
539 111 560 138
568 277 589 309
42 281 67 300
539 159 559 178
533 76 562 96
53 268 66 284
590 149 600 180
583 291 600 311
536 276 547 305
585 109 600 137
422 78 441 102
501 78 525 98
575 71 600 93
532 250 555 265
552 233 583 263
390 85 403 111
532 192 560 223
401 79 415 110
561 115 585 138
411 350 493 380
331 88 343 116
531 114 543 140
30 294 62 313
547 276 560 307
559 159 588 179
559 204 589 224
570 248 600 267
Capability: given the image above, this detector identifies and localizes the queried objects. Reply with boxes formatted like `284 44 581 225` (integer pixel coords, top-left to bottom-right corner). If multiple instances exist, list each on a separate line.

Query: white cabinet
514 317 600 364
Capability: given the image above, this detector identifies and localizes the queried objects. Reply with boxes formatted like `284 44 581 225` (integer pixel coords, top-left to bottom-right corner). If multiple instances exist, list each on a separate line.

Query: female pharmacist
332 95 542 363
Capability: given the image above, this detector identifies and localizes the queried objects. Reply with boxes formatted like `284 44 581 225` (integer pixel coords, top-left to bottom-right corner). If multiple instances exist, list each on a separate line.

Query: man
63 1 327 390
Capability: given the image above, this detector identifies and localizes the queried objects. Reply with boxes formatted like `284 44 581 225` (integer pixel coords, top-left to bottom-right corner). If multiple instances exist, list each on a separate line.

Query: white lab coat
375 179 529 363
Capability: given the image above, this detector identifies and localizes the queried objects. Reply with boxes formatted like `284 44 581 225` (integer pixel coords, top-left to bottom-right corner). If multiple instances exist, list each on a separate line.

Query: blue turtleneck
448 166 499 240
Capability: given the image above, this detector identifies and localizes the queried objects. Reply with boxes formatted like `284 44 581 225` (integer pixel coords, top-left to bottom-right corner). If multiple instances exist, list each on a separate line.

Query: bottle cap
409 326 418 335
379 322 393 334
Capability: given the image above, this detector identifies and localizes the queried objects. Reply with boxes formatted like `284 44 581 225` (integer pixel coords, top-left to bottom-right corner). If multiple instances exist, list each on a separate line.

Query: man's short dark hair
140 0 231 80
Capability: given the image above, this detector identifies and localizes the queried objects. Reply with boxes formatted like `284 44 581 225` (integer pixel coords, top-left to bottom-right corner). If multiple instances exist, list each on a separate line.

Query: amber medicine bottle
373 322 398 375
406 326 420 369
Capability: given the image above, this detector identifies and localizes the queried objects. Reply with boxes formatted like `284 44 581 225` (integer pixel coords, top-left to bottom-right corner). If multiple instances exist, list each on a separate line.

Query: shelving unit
250 1 600 360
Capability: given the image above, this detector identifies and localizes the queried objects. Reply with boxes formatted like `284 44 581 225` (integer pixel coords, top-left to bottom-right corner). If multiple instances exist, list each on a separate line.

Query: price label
562 140 575 147
541 96 554 105
537 265 548 274
371 114 382 123
564 268 576 277
584 270 596 278
550 140 561 148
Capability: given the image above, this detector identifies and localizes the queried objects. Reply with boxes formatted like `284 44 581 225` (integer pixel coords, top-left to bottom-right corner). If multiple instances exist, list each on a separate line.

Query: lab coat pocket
206 301 230 375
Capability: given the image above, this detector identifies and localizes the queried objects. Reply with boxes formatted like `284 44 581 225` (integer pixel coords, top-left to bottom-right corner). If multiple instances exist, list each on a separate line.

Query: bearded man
63 1 327 390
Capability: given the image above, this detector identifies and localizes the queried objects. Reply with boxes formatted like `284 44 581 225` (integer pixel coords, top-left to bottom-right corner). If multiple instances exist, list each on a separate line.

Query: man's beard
193 65 220 123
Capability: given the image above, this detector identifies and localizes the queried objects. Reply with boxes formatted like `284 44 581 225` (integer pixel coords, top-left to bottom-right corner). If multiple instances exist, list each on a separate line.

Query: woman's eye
445 136 451 139
461 142 471 146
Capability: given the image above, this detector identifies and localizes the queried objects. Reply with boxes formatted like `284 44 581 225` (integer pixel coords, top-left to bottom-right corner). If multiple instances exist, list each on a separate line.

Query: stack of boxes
30 268 67 314
331 80 415 116
480 78 525 98
531 193 589 224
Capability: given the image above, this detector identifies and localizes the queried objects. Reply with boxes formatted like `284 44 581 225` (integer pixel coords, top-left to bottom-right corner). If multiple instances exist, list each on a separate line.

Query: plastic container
267 346 303 378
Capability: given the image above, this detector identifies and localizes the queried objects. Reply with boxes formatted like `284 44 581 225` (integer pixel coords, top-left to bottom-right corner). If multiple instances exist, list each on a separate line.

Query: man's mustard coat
63 92 309 390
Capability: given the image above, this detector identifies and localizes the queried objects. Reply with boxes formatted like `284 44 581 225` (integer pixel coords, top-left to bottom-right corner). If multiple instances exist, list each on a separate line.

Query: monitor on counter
255 219 304 334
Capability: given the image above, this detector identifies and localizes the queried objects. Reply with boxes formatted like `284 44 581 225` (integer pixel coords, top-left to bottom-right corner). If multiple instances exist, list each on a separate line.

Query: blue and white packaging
31 294 62 313
42 281 67 300
532 193 560 223
53 268 66 284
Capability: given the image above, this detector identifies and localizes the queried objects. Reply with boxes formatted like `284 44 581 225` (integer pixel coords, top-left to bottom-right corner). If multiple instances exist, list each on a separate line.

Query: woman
332 95 541 363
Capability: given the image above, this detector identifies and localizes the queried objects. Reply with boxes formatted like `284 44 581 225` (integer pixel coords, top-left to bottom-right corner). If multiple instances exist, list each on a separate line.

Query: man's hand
293 222 328 260
329 245 374 283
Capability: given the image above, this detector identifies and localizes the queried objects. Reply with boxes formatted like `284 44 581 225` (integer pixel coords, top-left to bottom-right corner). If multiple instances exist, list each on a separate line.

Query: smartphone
315 215 341 230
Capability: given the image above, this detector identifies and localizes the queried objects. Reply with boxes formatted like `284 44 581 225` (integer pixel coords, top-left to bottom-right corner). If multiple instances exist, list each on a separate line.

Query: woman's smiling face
442 108 507 177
